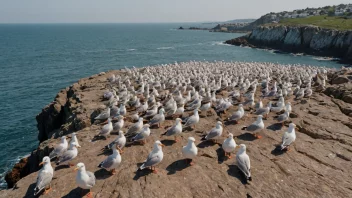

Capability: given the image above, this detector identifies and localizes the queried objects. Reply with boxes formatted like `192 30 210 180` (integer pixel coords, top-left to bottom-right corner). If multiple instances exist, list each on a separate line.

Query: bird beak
117 146 122 153
74 167 79 171
39 162 44 166
236 145 240 148
161 144 165 147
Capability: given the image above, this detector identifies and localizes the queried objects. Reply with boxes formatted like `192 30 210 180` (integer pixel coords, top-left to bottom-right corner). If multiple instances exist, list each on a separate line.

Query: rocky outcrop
225 25 352 63
4 73 106 188
1 69 352 197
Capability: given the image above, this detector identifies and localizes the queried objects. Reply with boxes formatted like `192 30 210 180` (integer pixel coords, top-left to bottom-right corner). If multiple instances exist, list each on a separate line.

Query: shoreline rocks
225 25 352 64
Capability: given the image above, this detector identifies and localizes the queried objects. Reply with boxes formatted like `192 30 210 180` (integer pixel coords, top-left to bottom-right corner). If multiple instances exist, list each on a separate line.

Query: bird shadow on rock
62 187 85 198
271 146 286 156
97 149 112 156
197 140 220 148
166 159 190 175
236 133 256 141
161 139 176 146
55 164 71 171
133 169 153 180
266 123 283 131
24 182 36 198
227 165 248 185
216 147 225 164
94 169 113 180
91 136 107 142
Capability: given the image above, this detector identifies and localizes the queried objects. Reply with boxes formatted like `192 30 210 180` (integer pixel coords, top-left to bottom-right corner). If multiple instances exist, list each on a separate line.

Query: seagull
255 101 271 119
222 133 237 159
280 123 296 151
112 115 124 132
236 144 251 181
228 104 245 124
138 140 165 173
97 118 113 139
276 110 290 126
34 157 54 196
75 163 96 198
56 142 78 167
203 121 223 143
125 117 144 139
49 136 68 160
183 108 200 129
149 108 165 128
104 131 127 152
131 124 151 145
70 132 81 148
182 137 198 166
98 144 122 175
94 108 110 120
244 115 265 139
160 118 182 142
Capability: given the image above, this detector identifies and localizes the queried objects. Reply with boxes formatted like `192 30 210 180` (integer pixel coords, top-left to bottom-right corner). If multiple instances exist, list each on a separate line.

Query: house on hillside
335 9 345 16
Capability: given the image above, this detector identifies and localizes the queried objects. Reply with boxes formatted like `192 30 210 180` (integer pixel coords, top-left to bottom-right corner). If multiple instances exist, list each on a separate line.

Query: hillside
278 15 352 30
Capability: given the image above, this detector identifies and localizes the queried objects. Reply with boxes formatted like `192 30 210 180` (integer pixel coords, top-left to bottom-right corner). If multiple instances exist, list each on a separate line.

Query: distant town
268 4 352 23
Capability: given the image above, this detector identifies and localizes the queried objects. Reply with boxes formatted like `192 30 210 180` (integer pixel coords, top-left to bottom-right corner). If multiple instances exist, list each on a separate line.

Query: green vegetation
278 15 352 30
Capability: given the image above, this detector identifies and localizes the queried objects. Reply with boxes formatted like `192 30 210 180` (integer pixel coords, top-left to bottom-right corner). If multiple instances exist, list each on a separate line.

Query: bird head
74 162 85 171
39 156 51 166
188 137 196 142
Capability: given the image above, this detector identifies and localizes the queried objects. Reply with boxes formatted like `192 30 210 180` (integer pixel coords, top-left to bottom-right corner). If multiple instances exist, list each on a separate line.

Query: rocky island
1 61 352 198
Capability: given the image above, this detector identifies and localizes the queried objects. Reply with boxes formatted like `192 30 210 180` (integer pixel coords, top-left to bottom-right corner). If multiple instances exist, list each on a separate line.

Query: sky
0 0 351 23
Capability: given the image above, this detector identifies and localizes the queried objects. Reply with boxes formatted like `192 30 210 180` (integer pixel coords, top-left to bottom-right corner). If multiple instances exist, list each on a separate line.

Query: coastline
225 25 352 65
1 62 352 197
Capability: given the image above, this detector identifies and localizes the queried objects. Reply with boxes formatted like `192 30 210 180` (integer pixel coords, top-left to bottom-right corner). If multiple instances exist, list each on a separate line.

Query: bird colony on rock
35 61 328 197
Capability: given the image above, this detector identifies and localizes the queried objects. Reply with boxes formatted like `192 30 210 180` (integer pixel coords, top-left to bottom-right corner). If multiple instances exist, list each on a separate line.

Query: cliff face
4 74 102 188
225 25 352 63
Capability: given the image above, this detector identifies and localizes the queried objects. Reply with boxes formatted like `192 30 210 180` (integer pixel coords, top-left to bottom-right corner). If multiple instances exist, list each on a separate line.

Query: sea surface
0 23 342 188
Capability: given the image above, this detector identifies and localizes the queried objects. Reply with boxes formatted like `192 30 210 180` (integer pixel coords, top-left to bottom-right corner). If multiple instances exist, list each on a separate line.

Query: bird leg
189 159 195 166
86 190 93 198
286 146 291 151
151 166 158 174
174 136 179 143
43 185 52 195
110 168 117 175
254 133 262 139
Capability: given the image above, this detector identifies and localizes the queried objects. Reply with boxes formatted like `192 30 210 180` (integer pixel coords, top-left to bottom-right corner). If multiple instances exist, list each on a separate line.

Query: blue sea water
0 23 342 187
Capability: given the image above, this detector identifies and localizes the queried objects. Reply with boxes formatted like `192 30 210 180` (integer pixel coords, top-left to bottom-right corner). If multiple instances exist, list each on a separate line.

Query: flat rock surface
1 71 352 198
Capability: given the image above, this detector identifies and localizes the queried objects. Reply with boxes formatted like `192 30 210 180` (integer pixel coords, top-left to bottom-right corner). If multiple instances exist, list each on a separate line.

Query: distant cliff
225 25 352 63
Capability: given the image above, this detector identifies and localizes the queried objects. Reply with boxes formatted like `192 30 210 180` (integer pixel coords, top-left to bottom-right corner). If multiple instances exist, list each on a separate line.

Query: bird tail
248 176 252 181
241 126 248 130
98 162 103 168
138 163 145 171
33 186 42 196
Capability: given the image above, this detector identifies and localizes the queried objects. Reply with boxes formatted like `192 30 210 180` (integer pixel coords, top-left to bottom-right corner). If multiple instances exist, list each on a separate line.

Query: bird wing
281 132 293 147
236 154 250 178
184 116 196 127
35 171 53 194
149 114 162 125
86 171 96 188
133 132 145 141
277 114 287 122
246 123 261 132
142 153 162 167
205 129 220 140
229 111 241 120
100 156 114 169
57 150 75 164
49 144 65 159
166 125 178 136
127 123 139 135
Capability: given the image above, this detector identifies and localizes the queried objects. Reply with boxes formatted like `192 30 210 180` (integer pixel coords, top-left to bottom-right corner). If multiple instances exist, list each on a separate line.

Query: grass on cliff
278 15 352 30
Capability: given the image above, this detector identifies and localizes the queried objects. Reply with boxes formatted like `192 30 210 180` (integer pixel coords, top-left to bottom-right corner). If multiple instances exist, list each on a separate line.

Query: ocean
0 23 341 188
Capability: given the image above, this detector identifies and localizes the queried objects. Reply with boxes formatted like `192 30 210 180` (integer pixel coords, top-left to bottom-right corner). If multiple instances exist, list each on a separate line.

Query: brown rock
332 76 349 84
